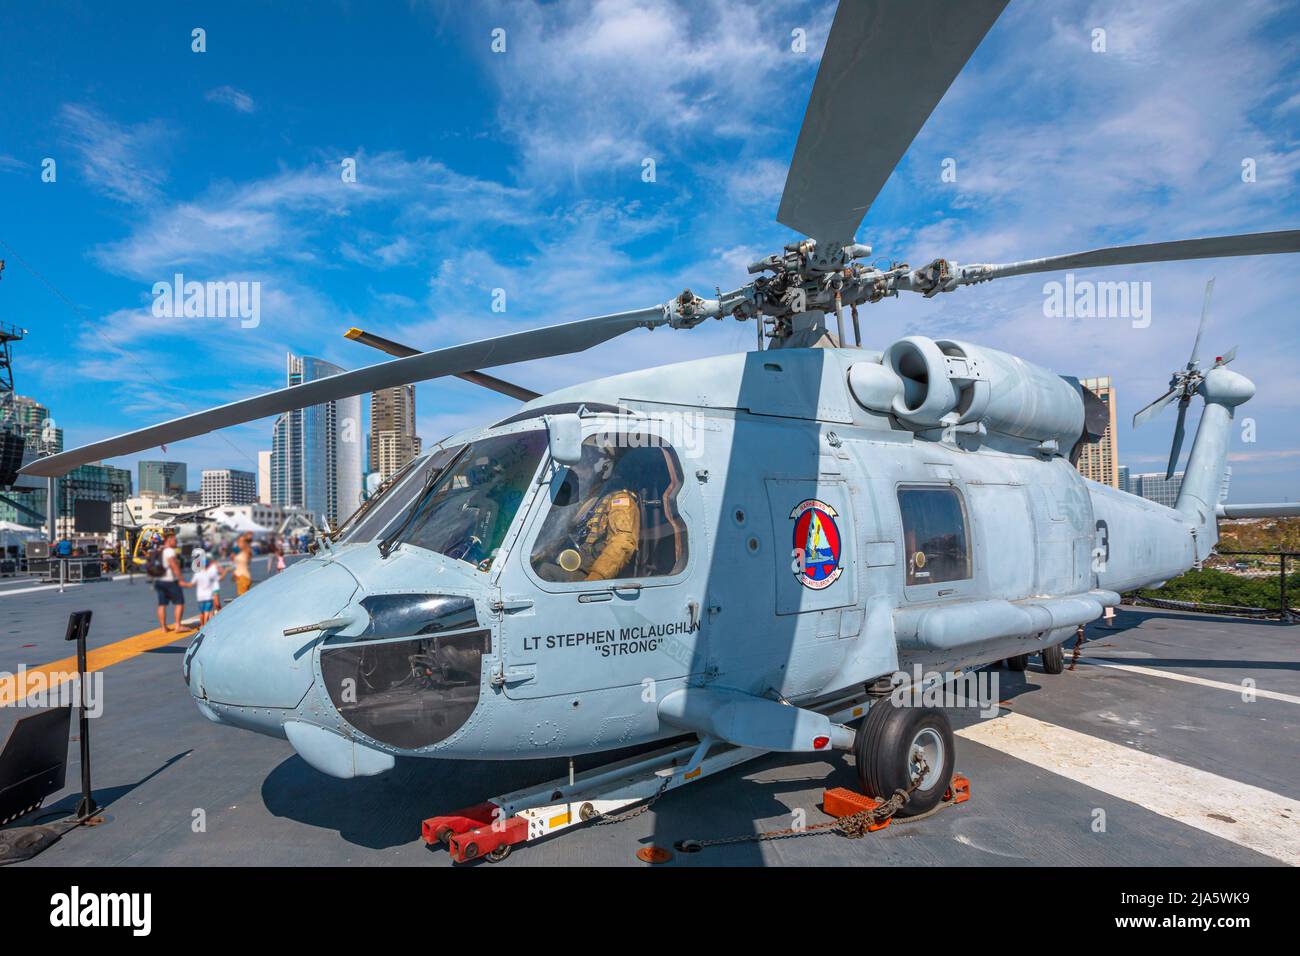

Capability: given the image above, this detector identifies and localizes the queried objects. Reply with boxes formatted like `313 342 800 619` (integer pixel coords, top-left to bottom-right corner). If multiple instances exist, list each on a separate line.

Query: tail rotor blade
1132 387 1179 428
1214 345 1238 367
1189 277 1213 368
1166 398 1190 479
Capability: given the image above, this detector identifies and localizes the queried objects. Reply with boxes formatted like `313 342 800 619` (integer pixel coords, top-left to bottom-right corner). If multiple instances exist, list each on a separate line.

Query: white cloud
205 85 256 114
58 104 169 205
465 0 829 182
92 151 536 279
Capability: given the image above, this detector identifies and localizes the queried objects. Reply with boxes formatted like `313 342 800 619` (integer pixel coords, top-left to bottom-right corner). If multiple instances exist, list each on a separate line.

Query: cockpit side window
530 435 688 583
898 486 971 585
394 431 547 569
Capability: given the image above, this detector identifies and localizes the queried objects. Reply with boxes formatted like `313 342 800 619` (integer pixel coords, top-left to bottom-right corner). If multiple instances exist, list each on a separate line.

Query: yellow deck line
0 620 197 707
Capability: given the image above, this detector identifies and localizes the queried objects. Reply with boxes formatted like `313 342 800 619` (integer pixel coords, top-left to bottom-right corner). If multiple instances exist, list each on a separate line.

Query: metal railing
1127 550 1299 623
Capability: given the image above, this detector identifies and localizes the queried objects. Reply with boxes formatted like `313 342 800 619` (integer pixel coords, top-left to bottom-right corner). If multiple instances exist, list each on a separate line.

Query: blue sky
1 0 1297 500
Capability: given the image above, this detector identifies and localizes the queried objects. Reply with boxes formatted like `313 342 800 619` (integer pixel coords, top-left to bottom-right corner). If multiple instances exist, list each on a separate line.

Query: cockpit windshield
391 430 547 569
336 444 463 545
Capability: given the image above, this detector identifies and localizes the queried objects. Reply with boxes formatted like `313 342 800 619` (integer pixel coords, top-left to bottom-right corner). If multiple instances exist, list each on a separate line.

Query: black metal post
1282 554 1292 624
63 610 97 818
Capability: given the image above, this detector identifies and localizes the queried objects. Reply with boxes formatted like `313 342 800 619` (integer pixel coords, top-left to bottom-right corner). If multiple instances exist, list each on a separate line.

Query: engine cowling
848 336 1086 451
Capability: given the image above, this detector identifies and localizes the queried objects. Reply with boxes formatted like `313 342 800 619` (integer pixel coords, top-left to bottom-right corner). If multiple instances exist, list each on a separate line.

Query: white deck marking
1077 657 1300 707
0 582 84 596
957 711 1300 865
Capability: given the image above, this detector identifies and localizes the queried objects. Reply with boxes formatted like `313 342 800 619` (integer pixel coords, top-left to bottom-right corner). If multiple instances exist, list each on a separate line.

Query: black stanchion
63 609 97 819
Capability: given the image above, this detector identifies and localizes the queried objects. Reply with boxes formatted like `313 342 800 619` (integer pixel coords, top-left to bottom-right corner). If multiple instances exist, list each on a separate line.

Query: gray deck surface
1 565 1296 867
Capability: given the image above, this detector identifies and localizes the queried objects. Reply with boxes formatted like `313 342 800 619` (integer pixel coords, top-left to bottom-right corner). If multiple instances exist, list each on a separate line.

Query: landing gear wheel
855 702 956 817
1006 654 1029 671
1040 642 1065 675
486 844 511 863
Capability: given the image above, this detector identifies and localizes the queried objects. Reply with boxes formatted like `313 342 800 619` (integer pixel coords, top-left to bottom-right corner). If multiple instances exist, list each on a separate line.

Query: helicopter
21 0 1300 825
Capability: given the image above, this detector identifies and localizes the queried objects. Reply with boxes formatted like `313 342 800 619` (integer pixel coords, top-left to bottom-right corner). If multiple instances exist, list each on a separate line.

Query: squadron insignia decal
790 498 843 590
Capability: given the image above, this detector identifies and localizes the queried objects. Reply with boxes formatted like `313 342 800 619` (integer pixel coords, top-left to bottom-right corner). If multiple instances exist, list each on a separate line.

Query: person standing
188 553 227 626
154 532 186 632
267 536 285 575
233 532 253 597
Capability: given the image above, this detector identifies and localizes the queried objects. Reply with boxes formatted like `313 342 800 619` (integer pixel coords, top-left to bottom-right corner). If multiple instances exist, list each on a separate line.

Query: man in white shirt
155 532 186 632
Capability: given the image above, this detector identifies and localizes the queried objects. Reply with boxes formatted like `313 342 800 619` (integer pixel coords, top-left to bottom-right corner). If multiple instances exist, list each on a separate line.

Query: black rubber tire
1041 642 1065 675
1006 654 1029 671
854 702 956 817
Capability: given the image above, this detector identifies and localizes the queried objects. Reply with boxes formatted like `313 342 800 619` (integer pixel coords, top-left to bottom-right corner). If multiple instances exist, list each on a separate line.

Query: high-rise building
139 460 187 496
270 354 363 528
201 468 257 508
1117 464 1130 494
3 394 63 457
1132 471 1184 508
1074 376 1119 488
0 394 63 527
369 384 421 480
257 450 272 504
53 462 132 536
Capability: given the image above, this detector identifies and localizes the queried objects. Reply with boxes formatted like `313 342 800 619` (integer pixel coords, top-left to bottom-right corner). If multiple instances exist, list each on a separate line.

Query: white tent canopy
210 511 270 535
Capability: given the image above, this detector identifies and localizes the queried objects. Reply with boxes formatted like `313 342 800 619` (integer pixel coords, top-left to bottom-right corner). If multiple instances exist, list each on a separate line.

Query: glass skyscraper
1132 471 1185 508
270 353 363 529
138 460 187 496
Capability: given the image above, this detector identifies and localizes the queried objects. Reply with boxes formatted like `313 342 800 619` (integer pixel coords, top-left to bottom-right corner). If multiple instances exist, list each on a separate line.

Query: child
188 553 229 627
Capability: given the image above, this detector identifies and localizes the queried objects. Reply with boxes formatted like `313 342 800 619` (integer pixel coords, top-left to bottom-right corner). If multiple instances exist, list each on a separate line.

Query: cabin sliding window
531 435 688 583
898 486 971 586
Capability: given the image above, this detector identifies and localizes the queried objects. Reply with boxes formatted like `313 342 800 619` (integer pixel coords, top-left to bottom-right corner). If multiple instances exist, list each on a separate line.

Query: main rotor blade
1132 387 1179 429
1166 398 1190 480
1188 277 1214 368
969 230 1300 282
344 327 541 402
1214 345 1238 367
21 305 666 478
777 0 1008 244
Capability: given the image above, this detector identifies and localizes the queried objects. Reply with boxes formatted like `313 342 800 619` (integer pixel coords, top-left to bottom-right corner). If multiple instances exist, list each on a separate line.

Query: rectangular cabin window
898 487 971 586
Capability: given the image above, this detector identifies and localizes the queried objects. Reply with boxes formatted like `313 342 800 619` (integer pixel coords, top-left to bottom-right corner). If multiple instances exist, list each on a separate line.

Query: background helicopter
20 0 1300 828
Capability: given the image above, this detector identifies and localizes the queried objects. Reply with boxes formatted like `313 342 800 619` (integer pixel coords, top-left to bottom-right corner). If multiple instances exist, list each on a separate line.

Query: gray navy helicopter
24 0 1300 826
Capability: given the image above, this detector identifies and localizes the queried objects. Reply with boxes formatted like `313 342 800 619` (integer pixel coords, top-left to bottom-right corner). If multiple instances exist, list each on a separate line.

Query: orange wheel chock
944 773 971 805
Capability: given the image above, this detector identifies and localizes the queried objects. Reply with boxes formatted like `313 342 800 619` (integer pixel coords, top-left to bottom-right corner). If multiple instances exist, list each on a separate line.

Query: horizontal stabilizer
1216 502 1300 519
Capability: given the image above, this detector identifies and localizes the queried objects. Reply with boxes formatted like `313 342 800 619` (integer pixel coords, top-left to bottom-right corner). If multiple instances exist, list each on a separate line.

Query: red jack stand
422 802 528 863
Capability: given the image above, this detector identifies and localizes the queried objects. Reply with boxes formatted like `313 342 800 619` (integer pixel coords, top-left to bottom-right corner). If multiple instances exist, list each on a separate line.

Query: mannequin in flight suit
573 485 641 581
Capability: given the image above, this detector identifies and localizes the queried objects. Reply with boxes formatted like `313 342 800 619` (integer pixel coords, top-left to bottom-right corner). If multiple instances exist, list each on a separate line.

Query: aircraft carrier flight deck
2 561 1295 868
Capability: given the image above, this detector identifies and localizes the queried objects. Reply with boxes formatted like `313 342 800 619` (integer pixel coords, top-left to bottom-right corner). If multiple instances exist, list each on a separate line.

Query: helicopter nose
184 560 360 736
